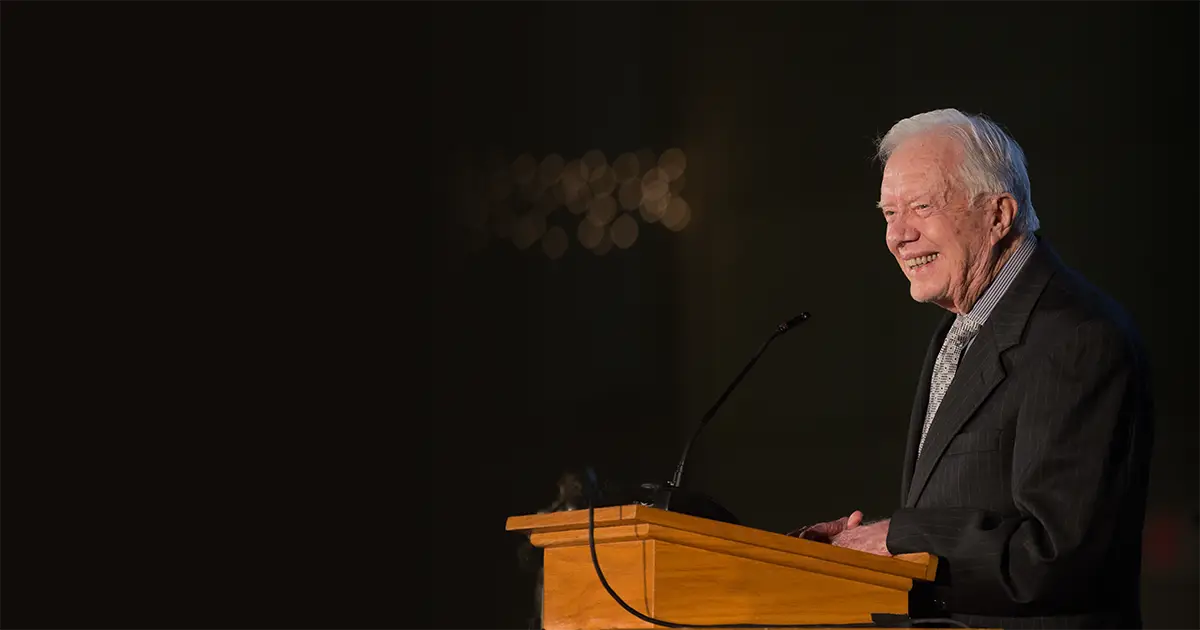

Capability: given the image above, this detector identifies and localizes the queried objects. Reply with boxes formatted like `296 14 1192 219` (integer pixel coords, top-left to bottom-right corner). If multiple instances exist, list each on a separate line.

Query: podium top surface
507 504 936 582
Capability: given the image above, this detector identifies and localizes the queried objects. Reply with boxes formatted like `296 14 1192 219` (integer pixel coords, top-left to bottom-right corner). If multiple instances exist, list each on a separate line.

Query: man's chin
909 284 942 304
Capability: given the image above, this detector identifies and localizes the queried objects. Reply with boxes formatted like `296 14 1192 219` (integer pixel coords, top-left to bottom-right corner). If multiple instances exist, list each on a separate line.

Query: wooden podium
507 504 938 630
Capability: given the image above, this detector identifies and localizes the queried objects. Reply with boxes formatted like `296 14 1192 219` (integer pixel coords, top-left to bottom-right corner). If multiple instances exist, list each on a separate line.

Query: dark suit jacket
885 241 1154 629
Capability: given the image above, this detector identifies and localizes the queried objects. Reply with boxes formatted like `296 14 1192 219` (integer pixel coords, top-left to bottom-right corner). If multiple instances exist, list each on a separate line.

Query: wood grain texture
507 505 937 580
509 505 940 630
543 540 656 630
533 523 913 591
652 540 907 626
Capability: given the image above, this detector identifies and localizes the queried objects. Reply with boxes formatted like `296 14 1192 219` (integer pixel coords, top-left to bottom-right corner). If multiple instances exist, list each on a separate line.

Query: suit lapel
903 240 1061 508
905 329 1006 507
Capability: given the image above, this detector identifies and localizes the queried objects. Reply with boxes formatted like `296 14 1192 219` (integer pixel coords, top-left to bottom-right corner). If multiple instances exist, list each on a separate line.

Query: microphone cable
585 486 968 628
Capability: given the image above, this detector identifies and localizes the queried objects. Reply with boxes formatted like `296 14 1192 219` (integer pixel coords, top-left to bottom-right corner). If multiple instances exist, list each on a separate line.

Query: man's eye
914 204 930 210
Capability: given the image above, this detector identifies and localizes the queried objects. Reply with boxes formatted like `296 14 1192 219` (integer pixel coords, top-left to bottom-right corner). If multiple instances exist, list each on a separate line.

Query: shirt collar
960 234 1038 329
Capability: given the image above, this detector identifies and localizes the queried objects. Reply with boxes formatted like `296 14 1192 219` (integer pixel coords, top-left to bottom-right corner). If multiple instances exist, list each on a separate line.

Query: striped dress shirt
959 235 1038 353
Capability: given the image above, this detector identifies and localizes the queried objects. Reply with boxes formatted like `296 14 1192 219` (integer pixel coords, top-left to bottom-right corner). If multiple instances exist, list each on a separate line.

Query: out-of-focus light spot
542 225 568 260
590 166 617 198
592 231 614 255
532 188 559 218
658 148 687 181
511 213 547 250
577 216 604 249
610 213 639 249
581 149 607 182
567 190 592 215
511 153 537 186
639 192 670 223
662 197 691 231
618 179 643 210
459 148 692 261
586 195 618 227
613 152 640 182
538 154 564 187
560 165 589 209
641 167 670 202
563 159 587 183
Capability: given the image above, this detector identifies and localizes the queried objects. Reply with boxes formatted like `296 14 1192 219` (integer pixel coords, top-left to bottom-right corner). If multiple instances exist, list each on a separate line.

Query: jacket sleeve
886 319 1152 612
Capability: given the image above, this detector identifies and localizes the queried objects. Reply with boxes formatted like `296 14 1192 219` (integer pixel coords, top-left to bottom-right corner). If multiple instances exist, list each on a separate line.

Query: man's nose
886 216 918 248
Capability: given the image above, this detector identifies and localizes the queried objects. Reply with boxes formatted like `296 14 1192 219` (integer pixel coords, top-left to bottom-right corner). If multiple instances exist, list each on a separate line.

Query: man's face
879 134 997 313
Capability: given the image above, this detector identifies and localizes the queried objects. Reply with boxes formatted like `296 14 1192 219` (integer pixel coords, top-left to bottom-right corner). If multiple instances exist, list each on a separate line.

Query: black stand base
638 482 740 525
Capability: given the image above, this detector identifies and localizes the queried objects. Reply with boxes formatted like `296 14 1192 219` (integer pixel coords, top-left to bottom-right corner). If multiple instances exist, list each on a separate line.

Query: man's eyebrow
876 200 888 209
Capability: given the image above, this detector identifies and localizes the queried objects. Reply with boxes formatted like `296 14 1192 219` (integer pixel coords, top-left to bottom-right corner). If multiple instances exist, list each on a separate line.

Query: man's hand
831 518 892 556
786 510 864 543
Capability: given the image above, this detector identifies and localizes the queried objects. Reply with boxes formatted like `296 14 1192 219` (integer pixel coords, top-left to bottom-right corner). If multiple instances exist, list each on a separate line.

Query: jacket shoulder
1026 262 1145 356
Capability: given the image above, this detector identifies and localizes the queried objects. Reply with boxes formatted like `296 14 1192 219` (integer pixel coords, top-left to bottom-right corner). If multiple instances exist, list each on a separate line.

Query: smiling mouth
905 253 939 270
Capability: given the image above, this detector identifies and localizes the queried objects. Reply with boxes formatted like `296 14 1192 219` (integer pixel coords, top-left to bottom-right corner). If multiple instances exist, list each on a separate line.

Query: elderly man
795 109 1154 629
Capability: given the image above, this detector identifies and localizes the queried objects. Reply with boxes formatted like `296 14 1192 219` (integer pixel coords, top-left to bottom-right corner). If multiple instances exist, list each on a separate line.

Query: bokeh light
532 187 559 218
577 217 604 249
613 152 640 182
581 149 607 182
658 148 686 181
639 192 670 223
586 195 618 227
610 213 639 249
618 179 643 211
455 148 694 257
641 167 670 202
591 230 614 255
661 197 691 231
590 166 618 198
567 191 592 215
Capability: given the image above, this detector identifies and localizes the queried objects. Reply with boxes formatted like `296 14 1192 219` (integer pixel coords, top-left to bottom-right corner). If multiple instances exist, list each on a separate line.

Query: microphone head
777 312 810 333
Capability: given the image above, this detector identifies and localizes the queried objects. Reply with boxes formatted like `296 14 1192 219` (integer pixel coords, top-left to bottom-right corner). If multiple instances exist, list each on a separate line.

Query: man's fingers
822 517 850 535
799 530 832 542
791 516 851 542
847 510 864 528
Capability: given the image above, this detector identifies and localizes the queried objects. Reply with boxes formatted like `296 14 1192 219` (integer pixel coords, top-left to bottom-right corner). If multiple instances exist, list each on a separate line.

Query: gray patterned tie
918 317 980 457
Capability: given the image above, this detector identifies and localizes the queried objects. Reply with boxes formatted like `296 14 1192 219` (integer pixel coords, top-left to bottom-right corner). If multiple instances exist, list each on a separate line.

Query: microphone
641 312 810 524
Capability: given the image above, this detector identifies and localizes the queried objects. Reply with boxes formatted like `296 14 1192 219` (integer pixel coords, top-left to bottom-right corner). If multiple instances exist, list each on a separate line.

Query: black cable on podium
585 500 968 629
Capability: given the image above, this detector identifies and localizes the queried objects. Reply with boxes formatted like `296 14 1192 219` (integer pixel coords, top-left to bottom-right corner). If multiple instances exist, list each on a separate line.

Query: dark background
430 3 1198 629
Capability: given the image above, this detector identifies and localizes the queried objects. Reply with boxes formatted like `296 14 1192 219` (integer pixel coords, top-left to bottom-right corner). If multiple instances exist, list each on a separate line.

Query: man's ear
990 194 1018 244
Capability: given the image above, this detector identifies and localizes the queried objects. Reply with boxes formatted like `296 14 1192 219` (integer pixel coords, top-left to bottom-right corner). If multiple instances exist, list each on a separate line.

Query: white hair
876 108 1040 234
